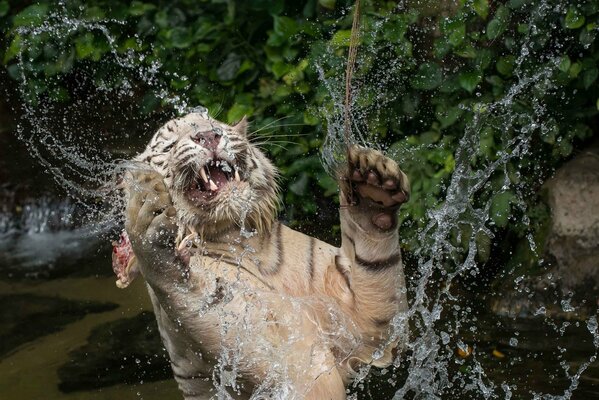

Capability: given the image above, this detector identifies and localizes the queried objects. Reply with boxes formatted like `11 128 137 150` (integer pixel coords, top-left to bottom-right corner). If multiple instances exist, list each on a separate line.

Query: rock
491 143 599 319
0 294 117 358
57 311 171 393
545 144 599 293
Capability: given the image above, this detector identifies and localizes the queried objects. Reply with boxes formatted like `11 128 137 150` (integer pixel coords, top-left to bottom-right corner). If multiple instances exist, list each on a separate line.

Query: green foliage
1 0 597 275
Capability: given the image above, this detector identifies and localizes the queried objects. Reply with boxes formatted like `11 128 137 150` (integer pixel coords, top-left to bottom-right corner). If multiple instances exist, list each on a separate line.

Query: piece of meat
112 230 139 288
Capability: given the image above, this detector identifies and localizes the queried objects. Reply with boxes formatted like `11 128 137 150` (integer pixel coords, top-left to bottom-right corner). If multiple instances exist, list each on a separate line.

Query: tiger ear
233 116 248 136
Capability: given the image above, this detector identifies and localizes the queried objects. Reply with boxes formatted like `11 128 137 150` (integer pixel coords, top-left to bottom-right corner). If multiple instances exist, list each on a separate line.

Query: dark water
0 100 597 400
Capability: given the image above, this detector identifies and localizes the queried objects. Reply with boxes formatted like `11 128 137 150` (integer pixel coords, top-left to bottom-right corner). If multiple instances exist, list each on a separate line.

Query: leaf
129 1 156 16
318 0 336 9
441 19 466 47
472 0 489 19
330 30 352 47
459 71 482 93
217 53 242 81
558 55 571 73
479 127 495 158
579 28 595 47
273 16 298 39
271 61 292 79
227 103 253 125
289 172 309 195
3 34 22 64
486 6 509 40
490 191 515 227
486 18 505 40
420 131 440 144
411 62 442 90
0 1 9 17
582 68 598 89
168 27 193 49
436 105 463 128
316 172 337 197
572 123 592 140
84 6 105 21
496 55 515 76
517 23 529 34
75 33 97 60
564 7 585 29
476 231 491 263
569 62 582 78
13 4 49 27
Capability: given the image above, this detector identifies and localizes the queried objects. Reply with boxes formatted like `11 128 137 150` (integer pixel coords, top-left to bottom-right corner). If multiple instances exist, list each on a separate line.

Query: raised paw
345 145 410 229
124 169 177 261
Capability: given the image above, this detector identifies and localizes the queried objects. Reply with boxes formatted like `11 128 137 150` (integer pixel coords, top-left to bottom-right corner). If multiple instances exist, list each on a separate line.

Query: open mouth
186 159 241 203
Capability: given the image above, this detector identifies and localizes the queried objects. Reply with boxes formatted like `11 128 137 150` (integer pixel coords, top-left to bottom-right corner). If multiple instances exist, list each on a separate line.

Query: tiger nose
192 129 221 150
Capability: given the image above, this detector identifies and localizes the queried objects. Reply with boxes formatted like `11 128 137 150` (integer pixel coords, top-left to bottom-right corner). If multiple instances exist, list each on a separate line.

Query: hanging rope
342 0 362 207
344 0 362 151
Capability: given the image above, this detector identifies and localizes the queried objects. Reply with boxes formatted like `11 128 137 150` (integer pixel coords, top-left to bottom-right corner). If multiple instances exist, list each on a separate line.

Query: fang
200 167 209 183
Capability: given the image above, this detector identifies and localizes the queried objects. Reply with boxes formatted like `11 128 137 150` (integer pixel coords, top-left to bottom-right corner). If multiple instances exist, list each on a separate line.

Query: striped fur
123 111 410 399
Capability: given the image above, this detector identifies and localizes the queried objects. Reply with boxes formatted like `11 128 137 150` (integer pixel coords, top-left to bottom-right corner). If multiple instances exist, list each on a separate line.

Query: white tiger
113 108 410 399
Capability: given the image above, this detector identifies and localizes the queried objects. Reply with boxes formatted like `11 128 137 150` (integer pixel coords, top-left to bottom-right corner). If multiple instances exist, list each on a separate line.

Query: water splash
315 1 599 399
3 1 598 399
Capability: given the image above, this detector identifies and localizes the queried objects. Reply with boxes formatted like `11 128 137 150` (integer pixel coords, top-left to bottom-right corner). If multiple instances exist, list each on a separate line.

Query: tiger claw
177 231 198 252
391 191 408 204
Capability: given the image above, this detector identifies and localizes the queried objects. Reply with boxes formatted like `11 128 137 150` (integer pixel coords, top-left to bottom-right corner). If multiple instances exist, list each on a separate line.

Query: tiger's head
138 109 279 238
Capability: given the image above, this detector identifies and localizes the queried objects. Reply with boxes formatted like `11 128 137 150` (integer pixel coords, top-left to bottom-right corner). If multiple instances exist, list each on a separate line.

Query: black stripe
374 317 392 327
229 143 245 151
151 140 162 150
334 255 352 290
161 141 175 152
307 237 315 281
355 252 401 271
167 124 174 132
175 144 194 158
173 371 203 381
274 222 283 274
177 152 196 167
260 222 281 275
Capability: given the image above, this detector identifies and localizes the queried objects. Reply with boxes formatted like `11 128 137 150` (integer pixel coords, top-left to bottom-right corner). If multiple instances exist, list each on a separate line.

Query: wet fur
122 111 410 399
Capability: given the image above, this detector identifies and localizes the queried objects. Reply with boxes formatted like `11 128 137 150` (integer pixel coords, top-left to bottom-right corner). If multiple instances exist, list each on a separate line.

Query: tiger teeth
234 169 240 182
209 179 218 191
199 167 209 183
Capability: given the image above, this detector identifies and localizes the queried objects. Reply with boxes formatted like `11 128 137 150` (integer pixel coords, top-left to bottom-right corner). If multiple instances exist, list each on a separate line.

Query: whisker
255 142 290 151
251 140 304 146
211 95 226 119
248 116 295 136
249 127 310 143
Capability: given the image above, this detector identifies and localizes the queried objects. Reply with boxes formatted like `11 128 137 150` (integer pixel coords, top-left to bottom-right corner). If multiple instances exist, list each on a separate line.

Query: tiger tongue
208 167 228 189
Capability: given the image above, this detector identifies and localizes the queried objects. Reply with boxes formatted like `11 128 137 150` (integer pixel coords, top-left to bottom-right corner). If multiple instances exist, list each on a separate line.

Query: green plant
1 0 597 279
